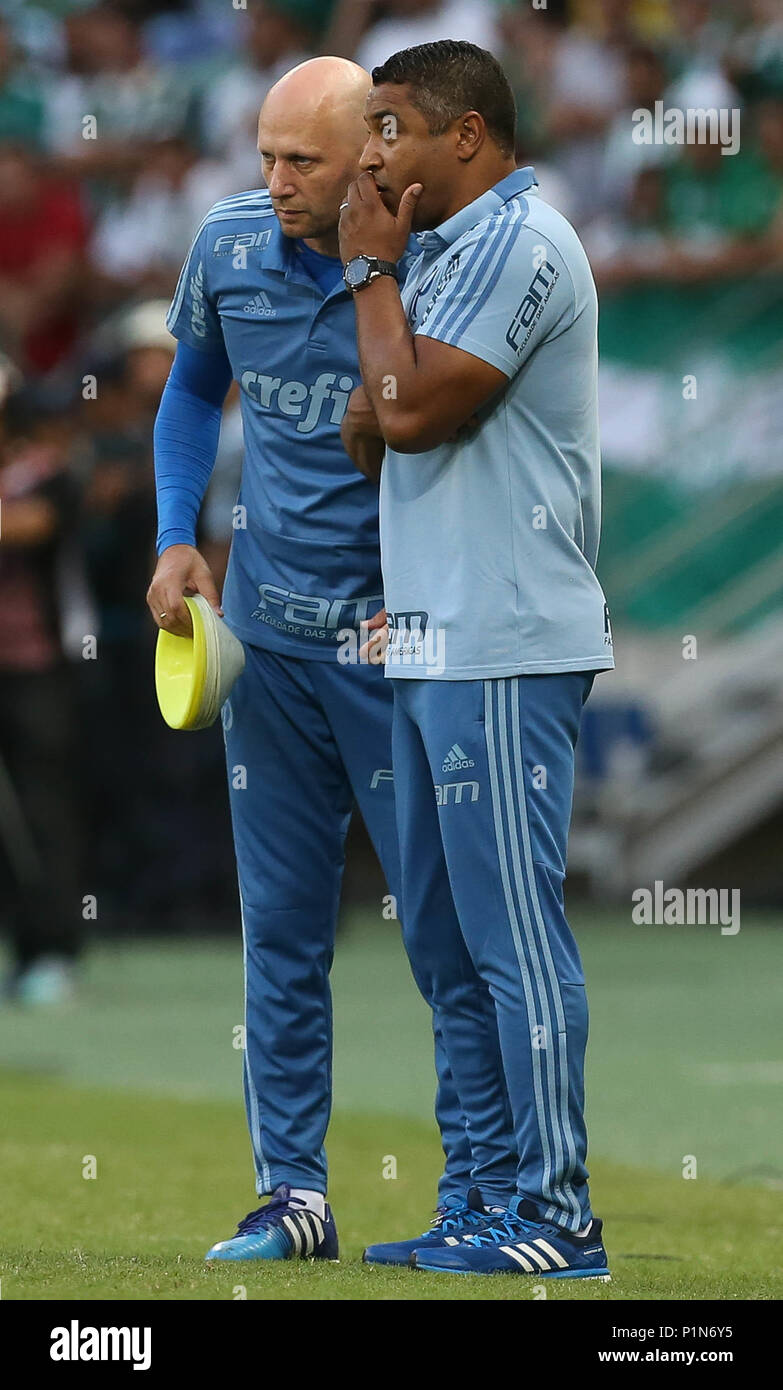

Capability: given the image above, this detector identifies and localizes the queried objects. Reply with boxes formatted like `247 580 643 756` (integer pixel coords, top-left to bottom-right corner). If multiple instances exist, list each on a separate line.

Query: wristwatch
343 255 398 292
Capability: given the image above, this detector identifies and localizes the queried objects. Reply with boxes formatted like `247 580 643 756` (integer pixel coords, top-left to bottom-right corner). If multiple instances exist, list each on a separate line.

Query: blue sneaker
205 1184 338 1262
363 1187 495 1267
411 1197 610 1280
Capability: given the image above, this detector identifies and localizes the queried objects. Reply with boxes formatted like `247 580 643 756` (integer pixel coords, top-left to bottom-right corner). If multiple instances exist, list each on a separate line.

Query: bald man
147 58 505 1262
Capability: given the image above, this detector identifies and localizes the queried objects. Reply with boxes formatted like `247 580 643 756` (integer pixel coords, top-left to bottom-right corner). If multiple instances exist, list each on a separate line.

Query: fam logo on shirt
212 230 273 257
386 610 446 674
505 260 559 355
250 585 382 638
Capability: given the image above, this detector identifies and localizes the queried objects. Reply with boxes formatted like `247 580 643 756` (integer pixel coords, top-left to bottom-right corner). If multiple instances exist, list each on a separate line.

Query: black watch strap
344 255 398 291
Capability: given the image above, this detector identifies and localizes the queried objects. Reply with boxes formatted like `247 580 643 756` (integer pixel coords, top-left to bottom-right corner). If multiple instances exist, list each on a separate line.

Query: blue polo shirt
381 167 614 678
165 188 385 658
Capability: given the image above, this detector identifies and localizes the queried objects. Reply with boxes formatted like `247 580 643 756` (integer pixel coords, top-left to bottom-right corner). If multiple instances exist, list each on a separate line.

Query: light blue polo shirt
380 167 614 679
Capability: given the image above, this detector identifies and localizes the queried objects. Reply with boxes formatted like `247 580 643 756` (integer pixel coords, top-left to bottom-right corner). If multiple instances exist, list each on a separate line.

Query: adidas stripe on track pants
391 670 596 1231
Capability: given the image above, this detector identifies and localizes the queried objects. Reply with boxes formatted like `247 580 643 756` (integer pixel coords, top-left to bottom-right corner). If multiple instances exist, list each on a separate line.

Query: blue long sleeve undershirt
153 340 233 555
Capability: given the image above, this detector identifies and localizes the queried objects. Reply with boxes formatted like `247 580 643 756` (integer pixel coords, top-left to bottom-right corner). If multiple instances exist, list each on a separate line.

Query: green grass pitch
0 910 781 1300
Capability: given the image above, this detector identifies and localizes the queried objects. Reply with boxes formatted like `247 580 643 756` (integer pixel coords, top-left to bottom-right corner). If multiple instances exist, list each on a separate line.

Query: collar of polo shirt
418 166 539 255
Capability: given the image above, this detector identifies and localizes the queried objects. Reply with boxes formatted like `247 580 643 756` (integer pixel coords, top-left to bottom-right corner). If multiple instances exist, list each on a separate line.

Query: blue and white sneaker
411 1196 610 1280
363 1187 494 1267
205 1184 338 1262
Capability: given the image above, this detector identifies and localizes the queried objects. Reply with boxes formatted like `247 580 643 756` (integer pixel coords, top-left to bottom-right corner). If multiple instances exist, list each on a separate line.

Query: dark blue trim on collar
418 165 538 253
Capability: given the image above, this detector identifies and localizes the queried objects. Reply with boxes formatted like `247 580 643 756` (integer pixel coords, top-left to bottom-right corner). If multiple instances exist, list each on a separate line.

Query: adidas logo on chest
243 291 277 317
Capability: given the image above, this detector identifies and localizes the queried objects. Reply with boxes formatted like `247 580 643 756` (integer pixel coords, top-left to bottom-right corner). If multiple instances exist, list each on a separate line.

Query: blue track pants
222 644 495 1198
392 672 595 1229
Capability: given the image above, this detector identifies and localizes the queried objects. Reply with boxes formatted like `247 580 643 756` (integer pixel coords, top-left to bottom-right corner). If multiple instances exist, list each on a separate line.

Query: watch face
345 256 370 288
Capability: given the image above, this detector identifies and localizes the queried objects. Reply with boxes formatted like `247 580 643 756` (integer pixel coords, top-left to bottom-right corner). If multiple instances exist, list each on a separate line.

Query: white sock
289 1188 326 1219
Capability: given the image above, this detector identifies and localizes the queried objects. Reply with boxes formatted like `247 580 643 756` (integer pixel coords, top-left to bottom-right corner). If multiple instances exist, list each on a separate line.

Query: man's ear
455 111 486 162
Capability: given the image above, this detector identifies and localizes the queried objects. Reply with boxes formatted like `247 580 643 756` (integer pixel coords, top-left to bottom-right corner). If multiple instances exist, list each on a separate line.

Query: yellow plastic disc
154 596 208 730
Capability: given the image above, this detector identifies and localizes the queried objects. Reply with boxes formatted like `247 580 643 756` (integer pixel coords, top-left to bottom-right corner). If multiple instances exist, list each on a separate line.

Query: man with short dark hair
341 40 614 1279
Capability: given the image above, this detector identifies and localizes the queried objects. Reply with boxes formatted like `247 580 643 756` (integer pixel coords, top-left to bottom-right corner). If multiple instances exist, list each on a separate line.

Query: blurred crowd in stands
2 0 783 997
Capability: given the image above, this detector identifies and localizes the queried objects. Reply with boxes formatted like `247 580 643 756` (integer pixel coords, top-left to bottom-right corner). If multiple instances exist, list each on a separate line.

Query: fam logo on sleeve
505 260 559 355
